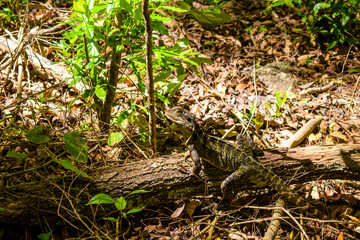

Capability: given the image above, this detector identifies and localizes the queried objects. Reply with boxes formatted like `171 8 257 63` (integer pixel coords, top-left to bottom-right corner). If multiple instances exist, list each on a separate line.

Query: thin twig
207 214 220 240
183 83 204 109
0 27 39 71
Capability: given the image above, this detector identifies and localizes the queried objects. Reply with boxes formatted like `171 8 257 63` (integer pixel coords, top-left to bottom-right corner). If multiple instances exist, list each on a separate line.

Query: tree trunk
1 144 360 225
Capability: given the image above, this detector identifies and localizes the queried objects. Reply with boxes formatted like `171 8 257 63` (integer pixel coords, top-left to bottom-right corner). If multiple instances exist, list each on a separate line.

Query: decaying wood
1 144 360 226
0 25 70 82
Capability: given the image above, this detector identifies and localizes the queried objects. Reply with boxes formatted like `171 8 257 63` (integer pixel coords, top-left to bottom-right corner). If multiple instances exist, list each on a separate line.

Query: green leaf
73 0 85 13
91 4 107 14
85 61 96 70
61 159 89 177
154 71 172 83
161 74 186 97
349 68 360 73
87 193 115 205
126 208 144 214
115 196 127 210
108 132 124 146
117 110 130 125
327 40 338 49
264 100 276 117
275 93 282 107
191 11 232 29
129 189 150 195
292 28 304 34
150 14 171 22
154 91 171 104
173 38 189 52
233 111 244 120
26 126 51 144
341 13 350 27
203 40 217 45
250 102 257 114
189 57 213 64
152 20 170 35
38 231 53 240
63 132 88 163
7 151 28 160
175 1 192 11
313 3 330 15
160 5 188 12
95 87 107 101
135 104 149 115
270 0 287 7
119 0 132 11
103 217 117 222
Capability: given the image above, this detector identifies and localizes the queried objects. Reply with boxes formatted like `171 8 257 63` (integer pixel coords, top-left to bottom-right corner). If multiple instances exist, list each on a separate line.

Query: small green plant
245 25 253 34
87 190 150 234
24 127 89 177
234 103 257 122
269 0 360 48
264 86 296 118
303 56 314 66
0 0 28 28
37 230 53 240
7 150 28 160
233 103 264 130
259 25 269 32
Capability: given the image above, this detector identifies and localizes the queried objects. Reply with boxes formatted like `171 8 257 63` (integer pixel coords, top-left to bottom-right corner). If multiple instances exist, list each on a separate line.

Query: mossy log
1 144 360 226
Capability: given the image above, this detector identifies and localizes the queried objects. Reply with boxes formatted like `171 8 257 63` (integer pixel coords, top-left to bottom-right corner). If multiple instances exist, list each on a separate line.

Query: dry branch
0 26 70 82
142 0 157 154
1 144 360 226
281 116 323 148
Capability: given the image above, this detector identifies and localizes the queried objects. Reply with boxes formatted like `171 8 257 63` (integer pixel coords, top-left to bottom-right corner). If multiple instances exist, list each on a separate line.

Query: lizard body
165 106 325 218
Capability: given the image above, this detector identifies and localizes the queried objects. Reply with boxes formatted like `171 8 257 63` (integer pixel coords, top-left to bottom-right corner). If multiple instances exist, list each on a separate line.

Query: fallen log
1 144 360 226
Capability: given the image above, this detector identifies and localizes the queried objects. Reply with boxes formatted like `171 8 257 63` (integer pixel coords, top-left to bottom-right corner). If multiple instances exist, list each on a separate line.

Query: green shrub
270 0 360 48
58 0 211 138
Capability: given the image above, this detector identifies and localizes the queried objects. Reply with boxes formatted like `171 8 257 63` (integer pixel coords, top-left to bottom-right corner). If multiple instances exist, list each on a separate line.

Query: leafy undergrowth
0 0 360 239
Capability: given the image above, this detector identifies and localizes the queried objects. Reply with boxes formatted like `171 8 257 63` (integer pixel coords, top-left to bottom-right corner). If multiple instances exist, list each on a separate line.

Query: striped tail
249 155 327 219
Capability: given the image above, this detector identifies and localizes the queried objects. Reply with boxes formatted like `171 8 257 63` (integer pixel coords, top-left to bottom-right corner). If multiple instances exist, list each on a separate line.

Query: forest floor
1 0 360 239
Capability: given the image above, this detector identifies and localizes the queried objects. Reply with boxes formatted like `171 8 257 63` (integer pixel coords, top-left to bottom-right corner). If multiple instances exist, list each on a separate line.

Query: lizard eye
183 114 197 126
182 114 191 122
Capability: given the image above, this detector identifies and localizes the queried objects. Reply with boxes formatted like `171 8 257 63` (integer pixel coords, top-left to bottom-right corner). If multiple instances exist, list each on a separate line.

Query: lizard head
165 107 199 132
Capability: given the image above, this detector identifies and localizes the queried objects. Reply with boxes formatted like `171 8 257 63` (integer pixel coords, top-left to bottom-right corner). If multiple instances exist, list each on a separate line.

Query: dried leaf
309 132 322 143
171 203 185 218
185 201 199 217
325 135 335 145
329 131 348 142
310 185 320 200
216 83 226 95
337 232 343 240
254 113 265 130
218 129 239 138
344 214 360 223
324 187 341 201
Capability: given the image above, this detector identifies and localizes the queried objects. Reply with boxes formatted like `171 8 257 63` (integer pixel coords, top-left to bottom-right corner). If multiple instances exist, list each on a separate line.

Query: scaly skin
165 106 325 218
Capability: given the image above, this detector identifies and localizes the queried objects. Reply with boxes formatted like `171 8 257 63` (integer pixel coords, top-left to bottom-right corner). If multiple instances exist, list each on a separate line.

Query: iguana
165 106 325 218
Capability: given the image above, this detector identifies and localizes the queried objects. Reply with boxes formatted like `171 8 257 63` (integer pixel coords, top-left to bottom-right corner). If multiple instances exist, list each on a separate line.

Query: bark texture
1 144 360 225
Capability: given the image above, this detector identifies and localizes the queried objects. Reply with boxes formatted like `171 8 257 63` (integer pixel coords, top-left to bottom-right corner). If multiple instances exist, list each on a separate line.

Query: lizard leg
236 134 263 156
188 143 202 175
221 165 253 195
